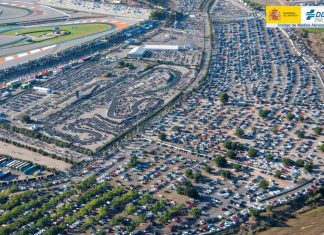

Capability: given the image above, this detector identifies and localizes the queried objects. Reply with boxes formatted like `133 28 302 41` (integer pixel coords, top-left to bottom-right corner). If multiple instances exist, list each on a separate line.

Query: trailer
23 165 38 175
6 160 17 168
21 163 31 171
10 161 22 168
0 161 8 167
5 160 13 167
11 161 22 168
33 86 51 93
0 171 11 180
15 162 25 170
19 162 30 171
6 79 21 88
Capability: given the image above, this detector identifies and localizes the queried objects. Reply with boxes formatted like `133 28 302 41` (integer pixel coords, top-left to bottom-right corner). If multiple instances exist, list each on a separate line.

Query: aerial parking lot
0 61 195 150
0 0 323 234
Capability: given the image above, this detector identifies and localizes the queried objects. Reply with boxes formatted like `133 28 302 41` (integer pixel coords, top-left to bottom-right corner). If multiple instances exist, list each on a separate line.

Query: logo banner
266 6 324 28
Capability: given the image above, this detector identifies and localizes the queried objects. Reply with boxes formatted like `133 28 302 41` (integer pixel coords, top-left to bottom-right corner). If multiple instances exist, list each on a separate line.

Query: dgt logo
306 9 315 20
306 9 324 20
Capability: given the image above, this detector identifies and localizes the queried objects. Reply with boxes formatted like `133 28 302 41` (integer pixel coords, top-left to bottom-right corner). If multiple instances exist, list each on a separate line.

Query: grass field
3 23 112 45
303 28 324 34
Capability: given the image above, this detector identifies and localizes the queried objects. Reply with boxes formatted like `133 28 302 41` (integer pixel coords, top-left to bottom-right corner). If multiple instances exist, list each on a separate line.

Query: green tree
249 208 260 217
172 126 181 132
185 186 199 198
110 216 123 226
220 170 231 179
128 156 138 168
223 140 244 150
223 140 233 149
282 157 293 165
176 185 185 195
265 153 273 162
274 170 282 178
259 109 270 119
204 165 212 174
158 132 167 141
295 130 305 138
185 168 193 178
176 185 199 198
192 170 202 180
235 128 245 138
232 163 241 171
258 179 269 190
20 115 33 124
220 92 229 104
189 207 200 219
150 200 166 214
139 193 153 205
125 204 137 215
320 144 324 152
272 127 279 134
36 217 51 228
85 217 94 224
295 159 304 167
304 161 313 172
97 207 108 220
227 150 236 159
313 127 323 135
149 9 167 20
248 147 258 157
214 156 227 167
286 112 295 121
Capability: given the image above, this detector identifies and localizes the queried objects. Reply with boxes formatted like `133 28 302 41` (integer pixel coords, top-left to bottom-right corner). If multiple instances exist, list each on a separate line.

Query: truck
6 160 17 168
0 171 11 180
21 163 31 171
6 79 21 88
23 165 38 175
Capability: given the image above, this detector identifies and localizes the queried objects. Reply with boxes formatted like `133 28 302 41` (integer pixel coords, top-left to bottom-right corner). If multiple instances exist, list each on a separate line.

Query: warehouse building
128 46 148 58
128 44 184 58
144 45 179 51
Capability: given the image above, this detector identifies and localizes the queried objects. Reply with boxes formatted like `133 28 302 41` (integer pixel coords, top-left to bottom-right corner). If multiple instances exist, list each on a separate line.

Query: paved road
0 0 69 24
0 17 140 68
0 4 30 21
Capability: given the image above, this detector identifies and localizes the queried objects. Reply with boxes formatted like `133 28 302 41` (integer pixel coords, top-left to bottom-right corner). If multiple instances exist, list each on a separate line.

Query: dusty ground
0 141 71 171
258 206 324 235
294 29 324 64
247 0 288 5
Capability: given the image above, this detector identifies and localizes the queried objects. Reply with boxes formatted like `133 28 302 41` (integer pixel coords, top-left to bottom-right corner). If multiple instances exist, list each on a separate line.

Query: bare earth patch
259 206 324 235
294 29 324 64
0 141 72 171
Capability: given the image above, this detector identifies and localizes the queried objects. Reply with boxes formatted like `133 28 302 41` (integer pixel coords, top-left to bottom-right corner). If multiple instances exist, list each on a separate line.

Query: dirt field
248 0 288 6
294 29 324 64
0 141 71 171
259 206 324 235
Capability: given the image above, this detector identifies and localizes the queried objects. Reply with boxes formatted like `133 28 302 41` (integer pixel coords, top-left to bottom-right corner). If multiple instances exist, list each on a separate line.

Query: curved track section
0 5 30 21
